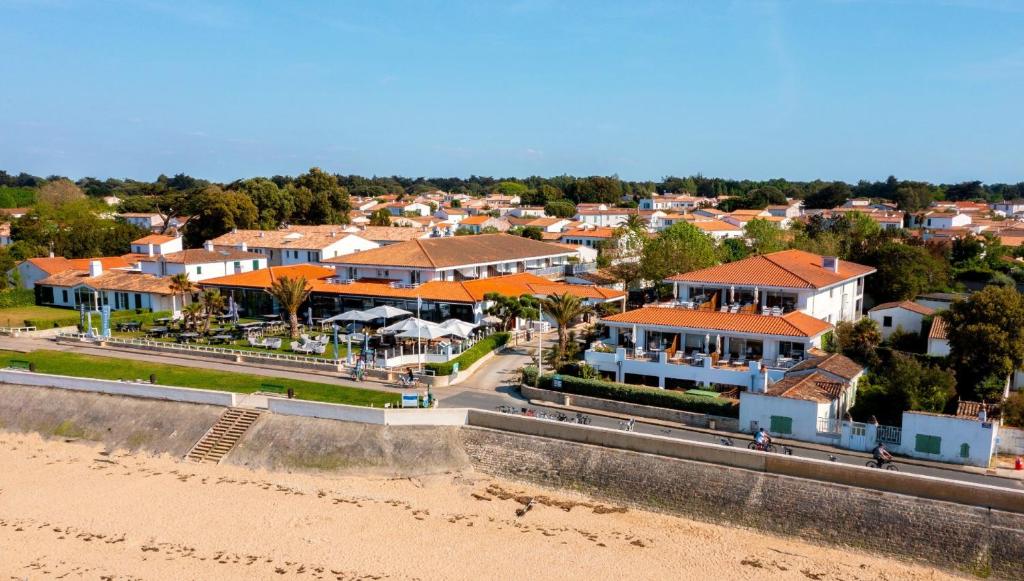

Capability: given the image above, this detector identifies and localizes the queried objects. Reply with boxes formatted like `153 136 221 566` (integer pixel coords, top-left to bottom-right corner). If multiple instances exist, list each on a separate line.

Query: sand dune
0 432 958 580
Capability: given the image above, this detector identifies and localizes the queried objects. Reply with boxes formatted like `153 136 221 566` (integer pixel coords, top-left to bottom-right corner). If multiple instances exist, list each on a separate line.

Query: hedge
523 368 739 417
425 332 509 376
0 288 35 309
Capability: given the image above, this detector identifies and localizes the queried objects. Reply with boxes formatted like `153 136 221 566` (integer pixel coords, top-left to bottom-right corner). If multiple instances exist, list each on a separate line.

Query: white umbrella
323 310 376 323
383 317 431 333
439 319 476 338
481 315 502 326
397 324 452 340
363 305 412 320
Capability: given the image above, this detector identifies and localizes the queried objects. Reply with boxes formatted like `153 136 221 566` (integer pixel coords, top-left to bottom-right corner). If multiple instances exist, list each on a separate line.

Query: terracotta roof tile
600 307 832 338
787 352 863 380
26 256 135 275
323 234 574 268
768 372 846 403
38 269 174 295
132 234 177 245
928 316 948 340
868 300 935 316
147 248 263 265
667 249 875 289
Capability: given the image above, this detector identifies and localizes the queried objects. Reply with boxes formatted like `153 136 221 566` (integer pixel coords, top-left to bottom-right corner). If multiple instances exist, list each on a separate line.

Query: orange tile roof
767 372 846 403
928 316 948 340
560 227 617 239
692 220 741 232
787 352 863 380
132 234 176 245
324 234 574 268
667 250 875 289
601 307 832 338
460 215 491 226
38 269 174 295
201 268 624 305
25 256 135 275
868 300 935 316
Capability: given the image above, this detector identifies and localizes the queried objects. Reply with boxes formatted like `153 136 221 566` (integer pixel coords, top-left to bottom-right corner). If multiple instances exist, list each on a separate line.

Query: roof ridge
762 250 816 288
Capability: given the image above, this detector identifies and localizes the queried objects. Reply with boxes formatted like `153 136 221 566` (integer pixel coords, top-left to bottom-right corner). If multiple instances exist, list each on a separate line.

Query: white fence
57 333 339 367
0 368 238 406
997 426 1024 455
267 397 469 426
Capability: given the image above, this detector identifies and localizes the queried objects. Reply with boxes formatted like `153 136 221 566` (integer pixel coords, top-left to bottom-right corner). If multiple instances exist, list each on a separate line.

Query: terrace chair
729 305 739 313
290 341 311 354
248 336 265 348
719 305 728 312
264 338 282 350
314 334 329 344
300 333 311 342
312 343 327 355
771 307 782 316
761 307 770 316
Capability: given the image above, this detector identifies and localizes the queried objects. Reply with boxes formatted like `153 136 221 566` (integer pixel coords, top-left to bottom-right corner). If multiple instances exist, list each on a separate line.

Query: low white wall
739 391 830 443
267 397 468 426
0 369 238 407
897 411 997 467
996 425 1024 455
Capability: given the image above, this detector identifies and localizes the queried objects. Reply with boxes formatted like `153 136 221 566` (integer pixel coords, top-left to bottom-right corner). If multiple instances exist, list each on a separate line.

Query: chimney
203 240 214 252
822 256 840 272
89 260 103 277
147 243 155 257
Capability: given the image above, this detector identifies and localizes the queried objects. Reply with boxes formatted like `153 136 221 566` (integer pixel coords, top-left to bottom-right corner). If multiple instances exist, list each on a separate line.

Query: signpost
552 374 562 389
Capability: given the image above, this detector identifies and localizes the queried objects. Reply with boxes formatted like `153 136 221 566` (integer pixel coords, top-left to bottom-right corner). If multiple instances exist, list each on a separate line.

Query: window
882 315 893 328
196 266 203 275
134 293 142 309
234 261 241 271
769 415 793 435
959 443 970 458
62 289 68 303
252 260 260 270
915 434 941 455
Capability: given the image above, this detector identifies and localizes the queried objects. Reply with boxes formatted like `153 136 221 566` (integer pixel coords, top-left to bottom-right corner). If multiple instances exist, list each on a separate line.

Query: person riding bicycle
754 428 772 450
872 442 894 467
406 367 415 385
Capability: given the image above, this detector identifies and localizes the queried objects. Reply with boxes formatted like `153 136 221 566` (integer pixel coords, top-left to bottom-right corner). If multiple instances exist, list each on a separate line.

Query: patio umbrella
439 319 476 338
323 310 376 323
306 306 314 327
397 324 452 340
382 317 424 333
362 305 412 320
481 315 502 326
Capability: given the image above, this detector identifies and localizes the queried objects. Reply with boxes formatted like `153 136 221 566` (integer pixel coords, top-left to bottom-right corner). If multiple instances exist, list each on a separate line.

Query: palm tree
168 273 194 316
182 303 204 332
540 293 593 366
267 275 311 339
199 290 226 333
622 212 646 232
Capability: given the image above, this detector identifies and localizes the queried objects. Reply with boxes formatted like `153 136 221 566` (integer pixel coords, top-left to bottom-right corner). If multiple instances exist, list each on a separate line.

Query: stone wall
521 384 739 431
459 426 1024 579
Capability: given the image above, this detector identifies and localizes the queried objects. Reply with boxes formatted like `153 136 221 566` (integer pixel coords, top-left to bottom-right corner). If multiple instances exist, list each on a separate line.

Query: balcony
585 343 790 389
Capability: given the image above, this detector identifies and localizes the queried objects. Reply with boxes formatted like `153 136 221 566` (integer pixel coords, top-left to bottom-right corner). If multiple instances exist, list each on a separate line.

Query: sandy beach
0 432 958 580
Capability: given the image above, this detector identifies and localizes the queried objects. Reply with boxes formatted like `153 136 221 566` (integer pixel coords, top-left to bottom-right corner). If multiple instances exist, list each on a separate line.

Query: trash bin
708 419 716 430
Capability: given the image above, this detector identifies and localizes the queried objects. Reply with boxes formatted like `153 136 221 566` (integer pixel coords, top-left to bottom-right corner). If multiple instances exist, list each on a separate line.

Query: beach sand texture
0 432 959 580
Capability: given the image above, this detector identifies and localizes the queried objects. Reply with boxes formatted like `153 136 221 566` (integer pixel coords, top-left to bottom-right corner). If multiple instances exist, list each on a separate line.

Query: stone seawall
459 426 1024 579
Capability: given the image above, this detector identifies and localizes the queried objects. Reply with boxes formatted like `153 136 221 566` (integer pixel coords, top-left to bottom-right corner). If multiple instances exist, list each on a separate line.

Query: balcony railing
816 417 842 435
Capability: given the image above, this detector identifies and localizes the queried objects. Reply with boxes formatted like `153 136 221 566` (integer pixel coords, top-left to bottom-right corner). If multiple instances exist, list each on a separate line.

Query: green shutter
959 443 970 458
769 415 793 435
915 434 942 454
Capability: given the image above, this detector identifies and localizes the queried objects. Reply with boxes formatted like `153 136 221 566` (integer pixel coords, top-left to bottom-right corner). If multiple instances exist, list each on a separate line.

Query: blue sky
1 0 1022 184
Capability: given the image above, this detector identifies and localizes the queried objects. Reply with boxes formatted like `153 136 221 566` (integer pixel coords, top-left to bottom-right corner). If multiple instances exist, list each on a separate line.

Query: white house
868 300 934 340
509 206 547 218
12 255 136 290
36 260 177 313
137 241 267 282
435 207 468 223
209 226 380 266
922 210 972 230
666 250 875 326
575 208 637 228
325 233 578 285
926 316 950 357
897 408 998 467
992 199 1024 217
129 234 183 257
691 219 744 240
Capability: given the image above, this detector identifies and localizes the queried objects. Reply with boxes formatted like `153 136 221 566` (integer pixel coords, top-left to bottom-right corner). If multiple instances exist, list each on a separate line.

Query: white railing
0 326 38 336
56 332 339 366
877 425 902 445
816 417 842 434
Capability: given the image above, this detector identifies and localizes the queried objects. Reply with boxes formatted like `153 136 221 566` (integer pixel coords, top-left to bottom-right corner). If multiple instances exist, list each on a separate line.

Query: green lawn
0 305 79 328
113 331 359 361
0 350 398 407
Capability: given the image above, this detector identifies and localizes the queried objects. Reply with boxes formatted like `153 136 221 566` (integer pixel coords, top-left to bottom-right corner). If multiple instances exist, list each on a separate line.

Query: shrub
25 309 172 329
0 288 35 309
530 372 739 417
425 332 509 376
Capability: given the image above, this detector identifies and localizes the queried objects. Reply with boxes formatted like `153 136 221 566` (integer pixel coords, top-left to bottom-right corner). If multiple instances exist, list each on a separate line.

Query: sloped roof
148 248 263 265
199 264 335 289
323 234 575 269
667 249 875 289
25 256 135 276
347 226 429 242
768 372 846 403
210 226 354 250
869 300 935 316
132 234 177 245
928 316 948 340
38 269 174 295
788 352 864 380
600 307 832 338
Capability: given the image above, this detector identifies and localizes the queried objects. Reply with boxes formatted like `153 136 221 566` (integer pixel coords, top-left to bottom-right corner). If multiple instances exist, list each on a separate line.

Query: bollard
1015 456 1022 471
287 388 294 399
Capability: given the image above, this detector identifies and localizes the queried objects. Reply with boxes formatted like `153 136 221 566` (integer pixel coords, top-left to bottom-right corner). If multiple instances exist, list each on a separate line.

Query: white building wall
927 337 951 357
739 392 830 441
869 307 927 340
896 411 997 467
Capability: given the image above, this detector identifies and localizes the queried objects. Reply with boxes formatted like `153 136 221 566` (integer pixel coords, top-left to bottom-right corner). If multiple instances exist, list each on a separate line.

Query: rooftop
26 255 136 276
868 300 935 316
667 249 875 289
145 248 263 265
787 352 864 381
38 269 174 295
600 307 833 338
323 233 575 269
132 234 177 245
928 316 948 341
345 226 428 242
767 372 846 403
210 226 357 250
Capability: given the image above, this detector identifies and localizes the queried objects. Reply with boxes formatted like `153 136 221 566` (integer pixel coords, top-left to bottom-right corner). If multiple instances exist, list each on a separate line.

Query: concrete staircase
186 408 262 464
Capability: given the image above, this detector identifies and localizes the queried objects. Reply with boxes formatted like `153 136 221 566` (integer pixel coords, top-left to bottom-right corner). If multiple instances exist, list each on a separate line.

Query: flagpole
417 296 423 373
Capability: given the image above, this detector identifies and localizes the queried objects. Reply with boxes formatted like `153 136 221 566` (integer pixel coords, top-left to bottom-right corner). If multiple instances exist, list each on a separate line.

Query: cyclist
754 428 772 451
406 367 415 386
871 442 894 468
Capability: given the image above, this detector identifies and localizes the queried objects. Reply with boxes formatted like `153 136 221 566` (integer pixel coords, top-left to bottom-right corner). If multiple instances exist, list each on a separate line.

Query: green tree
944 286 1024 400
237 178 293 229
601 226 647 289
861 242 950 303
744 218 786 255
544 200 576 218
185 186 258 246
803 182 851 209
199 289 226 333
1003 392 1024 428
168 273 194 313
520 226 543 240
834 318 882 365
267 276 311 339
368 208 392 226
719 238 751 263
484 293 539 331
293 167 351 224
540 293 593 367
851 353 956 425
493 181 529 197
640 222 717 281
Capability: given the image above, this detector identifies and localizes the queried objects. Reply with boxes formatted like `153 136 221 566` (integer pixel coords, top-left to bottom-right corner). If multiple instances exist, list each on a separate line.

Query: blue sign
552 375 562 389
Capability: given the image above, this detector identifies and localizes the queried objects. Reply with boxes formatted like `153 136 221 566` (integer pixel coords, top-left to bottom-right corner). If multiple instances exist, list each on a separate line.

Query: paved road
4 335 1022 490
